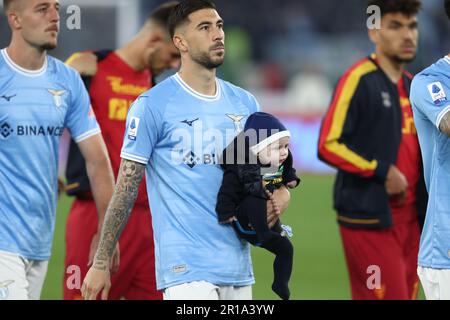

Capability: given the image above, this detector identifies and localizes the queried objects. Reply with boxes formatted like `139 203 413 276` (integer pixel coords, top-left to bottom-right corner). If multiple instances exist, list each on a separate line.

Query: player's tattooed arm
92 159 145 271
439 112 450 137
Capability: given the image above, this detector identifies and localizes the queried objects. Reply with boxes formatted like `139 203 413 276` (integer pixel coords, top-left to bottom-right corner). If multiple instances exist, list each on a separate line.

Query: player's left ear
368 27 380 45
173 34 188 53
7 11 22 31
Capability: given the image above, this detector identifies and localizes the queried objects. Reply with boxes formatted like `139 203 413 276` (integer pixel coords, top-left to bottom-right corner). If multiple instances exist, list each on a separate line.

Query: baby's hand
220 216 237 224
286 181 298 189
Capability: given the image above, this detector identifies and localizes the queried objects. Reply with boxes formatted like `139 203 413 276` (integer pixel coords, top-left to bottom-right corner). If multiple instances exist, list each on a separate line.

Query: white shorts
163 281 252 300
418 266 450 300
0 250 48 300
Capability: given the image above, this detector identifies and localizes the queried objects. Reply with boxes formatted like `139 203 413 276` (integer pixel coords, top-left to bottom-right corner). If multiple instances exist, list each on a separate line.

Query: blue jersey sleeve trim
73 128 101 143
435 104 450 130
120 152 149 165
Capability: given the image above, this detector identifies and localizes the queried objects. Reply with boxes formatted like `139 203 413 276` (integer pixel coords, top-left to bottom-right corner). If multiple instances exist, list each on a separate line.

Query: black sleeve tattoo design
93 159 145 271
439 112 450 137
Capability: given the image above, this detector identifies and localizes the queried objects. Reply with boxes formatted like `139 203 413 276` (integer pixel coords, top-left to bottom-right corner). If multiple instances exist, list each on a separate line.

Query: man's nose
212 27 224 41
49 6 60 23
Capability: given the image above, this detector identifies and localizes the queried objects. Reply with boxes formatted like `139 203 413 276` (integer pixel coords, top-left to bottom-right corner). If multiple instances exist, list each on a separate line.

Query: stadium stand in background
1 0 449 173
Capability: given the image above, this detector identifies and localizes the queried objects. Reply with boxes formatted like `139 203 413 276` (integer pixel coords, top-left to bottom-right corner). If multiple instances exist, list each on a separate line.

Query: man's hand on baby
266 190 282 228
286 180 298 189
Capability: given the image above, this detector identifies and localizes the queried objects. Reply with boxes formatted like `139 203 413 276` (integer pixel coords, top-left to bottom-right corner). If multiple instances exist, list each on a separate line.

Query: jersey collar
1 48 48 77
174 73 221 101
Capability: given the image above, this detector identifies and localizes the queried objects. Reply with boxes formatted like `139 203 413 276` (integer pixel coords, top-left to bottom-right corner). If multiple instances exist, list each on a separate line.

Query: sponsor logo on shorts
0 280 14 300
172 264 187 274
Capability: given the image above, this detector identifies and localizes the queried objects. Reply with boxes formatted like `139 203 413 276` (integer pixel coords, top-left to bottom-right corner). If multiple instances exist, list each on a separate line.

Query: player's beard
191 47 225 70
25 37 57 52
41 42 57 51
392 53 416 64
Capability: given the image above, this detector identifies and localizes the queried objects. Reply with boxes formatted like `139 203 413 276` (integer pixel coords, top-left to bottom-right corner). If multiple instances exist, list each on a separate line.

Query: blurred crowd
1 0 448 115
146 0 450 115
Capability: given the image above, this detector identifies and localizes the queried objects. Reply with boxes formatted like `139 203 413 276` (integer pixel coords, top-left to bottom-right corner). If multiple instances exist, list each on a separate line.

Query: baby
216 112 300 300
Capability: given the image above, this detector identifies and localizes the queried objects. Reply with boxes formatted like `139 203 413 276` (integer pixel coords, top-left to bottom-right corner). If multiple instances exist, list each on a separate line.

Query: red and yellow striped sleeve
318 58 379 177
64 51 95 66
65 52 84 65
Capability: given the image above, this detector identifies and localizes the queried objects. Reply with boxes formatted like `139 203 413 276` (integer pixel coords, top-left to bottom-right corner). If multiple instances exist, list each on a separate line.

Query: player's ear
368 27 379 45
173 34 188 53
7 11 22 31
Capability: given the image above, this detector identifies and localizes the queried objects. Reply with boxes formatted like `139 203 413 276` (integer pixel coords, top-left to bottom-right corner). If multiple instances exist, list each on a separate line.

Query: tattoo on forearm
93 159 145 270
439 112 450 137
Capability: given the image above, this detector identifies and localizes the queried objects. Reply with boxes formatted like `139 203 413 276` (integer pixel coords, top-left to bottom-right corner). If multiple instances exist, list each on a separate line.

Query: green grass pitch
40 174 424 300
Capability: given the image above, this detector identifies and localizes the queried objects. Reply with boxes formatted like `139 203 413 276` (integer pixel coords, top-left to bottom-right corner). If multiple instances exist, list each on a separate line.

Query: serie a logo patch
127 117 140 141
427 82 447 105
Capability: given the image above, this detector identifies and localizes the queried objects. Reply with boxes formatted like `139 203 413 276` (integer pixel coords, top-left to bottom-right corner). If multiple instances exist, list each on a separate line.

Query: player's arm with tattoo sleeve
81 159 145 300
439 112 450 137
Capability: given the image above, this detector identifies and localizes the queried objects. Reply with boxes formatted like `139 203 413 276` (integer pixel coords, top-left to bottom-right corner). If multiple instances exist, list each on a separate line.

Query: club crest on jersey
127 117 140 141
48 89 66 107
226 114 245 133
381 91 392 108
427 82 447 105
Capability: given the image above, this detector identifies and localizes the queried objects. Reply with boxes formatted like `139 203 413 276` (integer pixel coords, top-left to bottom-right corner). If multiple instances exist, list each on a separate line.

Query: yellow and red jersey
65 51 151 206
318 54 427 229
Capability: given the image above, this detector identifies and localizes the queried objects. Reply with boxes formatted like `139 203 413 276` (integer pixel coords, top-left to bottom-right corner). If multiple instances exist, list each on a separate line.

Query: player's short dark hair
3 0 13 12
367 0 422 17
445 0 450 20
168 0 217 38
146 1 179 29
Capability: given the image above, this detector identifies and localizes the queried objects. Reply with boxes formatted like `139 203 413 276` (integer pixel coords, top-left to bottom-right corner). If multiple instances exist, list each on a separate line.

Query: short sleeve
65 71 100 142
410 76 450 130
245 91 261 114
120 96 162 165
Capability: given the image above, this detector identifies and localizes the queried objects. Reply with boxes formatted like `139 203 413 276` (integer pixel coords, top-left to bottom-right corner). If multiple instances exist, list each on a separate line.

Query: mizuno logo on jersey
427 82 447 105
0 94 16 102
181 118 199 127
48 89 66 107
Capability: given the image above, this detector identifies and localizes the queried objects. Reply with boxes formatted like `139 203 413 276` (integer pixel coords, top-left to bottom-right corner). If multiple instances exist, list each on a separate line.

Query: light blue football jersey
121 73 260 290
0 49 100 260
410 56 450 268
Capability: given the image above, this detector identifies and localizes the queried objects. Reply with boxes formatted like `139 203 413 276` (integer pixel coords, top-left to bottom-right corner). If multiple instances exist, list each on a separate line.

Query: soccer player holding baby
81 0 291 300
216 112 300 300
